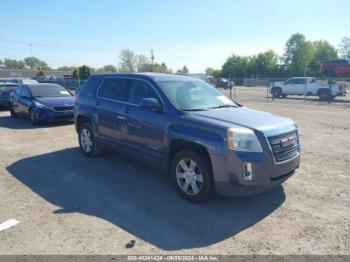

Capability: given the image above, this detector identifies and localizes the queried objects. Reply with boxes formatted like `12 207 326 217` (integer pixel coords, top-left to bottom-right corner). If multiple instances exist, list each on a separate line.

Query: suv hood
194 107 296 137
36 97 74 107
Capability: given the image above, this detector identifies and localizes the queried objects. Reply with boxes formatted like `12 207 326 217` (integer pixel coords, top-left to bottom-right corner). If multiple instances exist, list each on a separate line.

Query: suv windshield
28 84 72 98
157 80 237 111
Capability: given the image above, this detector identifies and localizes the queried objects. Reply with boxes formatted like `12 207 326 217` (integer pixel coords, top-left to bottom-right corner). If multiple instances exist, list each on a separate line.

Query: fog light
243 162 253 181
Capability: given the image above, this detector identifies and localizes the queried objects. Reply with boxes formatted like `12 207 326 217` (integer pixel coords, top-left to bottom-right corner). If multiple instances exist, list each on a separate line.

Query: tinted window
29 84 71 98
294 78 306 84
129 79 159 105
99 78 131 102
286 79 295 84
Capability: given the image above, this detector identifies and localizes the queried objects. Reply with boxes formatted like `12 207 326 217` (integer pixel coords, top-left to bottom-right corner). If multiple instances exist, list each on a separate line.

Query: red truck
320 59 350 77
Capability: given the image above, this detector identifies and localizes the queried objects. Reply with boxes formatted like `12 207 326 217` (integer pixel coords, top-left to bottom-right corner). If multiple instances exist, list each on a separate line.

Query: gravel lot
0 89 349 255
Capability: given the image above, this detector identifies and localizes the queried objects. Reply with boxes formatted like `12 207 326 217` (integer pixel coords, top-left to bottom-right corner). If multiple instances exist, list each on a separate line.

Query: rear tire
171 150 214 202
10 104 18 118
272 87 282 98
78 122 103 157
318 89 331 100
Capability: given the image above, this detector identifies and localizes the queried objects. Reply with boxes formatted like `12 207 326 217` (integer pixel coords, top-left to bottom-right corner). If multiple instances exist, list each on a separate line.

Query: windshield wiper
182 108 209 111
208 104 237 109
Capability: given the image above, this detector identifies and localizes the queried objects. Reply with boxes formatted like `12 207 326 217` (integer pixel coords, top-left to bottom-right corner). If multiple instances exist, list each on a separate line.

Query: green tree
72 65 92 80
309 40 338 75
221 55 249 77
72 69 79 80
339 37 350 58
211 69 222 78
36 70 45 79
253 50 278 77
182 65 189 74
205 67 214 75
24 57 50 70
282 33 315 76
79 65 91 80
4 58 25 69
24 57 41 69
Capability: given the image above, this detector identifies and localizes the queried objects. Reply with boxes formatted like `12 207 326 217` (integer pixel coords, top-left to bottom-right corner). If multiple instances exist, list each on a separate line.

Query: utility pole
150 49 154 72
29 43 33 57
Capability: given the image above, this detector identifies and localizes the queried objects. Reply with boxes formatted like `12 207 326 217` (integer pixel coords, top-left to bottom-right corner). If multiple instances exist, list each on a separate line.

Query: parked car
75 73 300 202
0 78 39 85
320 59 350 77
215 78 234 89
270 77 346 100
10 83 75 125
0 82 18 108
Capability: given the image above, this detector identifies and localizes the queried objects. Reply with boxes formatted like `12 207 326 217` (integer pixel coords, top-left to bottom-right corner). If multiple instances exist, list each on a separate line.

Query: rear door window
98 78 131 102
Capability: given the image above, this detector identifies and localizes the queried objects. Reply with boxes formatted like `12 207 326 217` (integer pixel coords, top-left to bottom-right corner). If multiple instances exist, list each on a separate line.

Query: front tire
10 104 18 118
78 122 103 157
171 150 214 202
29 109 40 125
318 89 331 100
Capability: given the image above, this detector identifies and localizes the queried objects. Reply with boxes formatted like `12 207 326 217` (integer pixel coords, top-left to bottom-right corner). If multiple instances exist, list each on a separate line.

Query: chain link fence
217 77 350 105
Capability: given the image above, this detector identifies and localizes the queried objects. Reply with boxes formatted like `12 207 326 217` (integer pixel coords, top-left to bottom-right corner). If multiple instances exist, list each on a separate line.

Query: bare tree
119 49 136 72
339 37 350 58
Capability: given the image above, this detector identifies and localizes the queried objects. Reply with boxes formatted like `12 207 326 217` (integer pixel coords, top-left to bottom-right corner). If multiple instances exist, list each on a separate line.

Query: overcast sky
0 0 349 72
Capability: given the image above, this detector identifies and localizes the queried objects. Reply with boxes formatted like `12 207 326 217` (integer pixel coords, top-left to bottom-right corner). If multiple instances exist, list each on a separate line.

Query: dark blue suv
75 73 300 202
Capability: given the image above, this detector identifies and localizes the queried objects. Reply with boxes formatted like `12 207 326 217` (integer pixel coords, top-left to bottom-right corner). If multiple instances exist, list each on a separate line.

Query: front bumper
34 108 74 122
212 133 300 197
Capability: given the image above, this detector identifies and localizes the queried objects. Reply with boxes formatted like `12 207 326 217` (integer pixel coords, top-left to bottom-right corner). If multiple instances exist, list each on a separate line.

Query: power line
0 38 119 51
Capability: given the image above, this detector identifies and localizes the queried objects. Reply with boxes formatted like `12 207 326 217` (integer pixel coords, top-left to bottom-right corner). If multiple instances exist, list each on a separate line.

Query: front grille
268 130 299 162
54 106 74 111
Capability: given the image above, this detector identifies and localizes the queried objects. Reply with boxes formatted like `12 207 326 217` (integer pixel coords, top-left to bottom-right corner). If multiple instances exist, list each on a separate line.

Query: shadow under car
6 147 286 250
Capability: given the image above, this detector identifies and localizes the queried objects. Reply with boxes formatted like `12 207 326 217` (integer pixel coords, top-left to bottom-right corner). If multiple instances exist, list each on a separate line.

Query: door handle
124 107 131 114
95 100 100 106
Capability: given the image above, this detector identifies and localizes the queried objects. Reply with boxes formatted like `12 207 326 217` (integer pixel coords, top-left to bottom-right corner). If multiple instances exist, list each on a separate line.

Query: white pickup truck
271 77 346 100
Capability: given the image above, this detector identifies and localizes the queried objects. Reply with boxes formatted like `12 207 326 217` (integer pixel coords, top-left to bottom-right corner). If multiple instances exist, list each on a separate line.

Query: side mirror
140 98 163 111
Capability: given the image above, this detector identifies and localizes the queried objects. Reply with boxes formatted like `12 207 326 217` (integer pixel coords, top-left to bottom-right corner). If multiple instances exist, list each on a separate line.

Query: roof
92 73 201 82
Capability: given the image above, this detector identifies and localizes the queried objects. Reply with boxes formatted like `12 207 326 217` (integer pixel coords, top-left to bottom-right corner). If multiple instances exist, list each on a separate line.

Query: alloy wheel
176 159 204 195
80 128 93 153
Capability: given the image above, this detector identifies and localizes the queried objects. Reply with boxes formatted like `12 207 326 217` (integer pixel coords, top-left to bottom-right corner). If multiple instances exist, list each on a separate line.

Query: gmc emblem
281 137 296 148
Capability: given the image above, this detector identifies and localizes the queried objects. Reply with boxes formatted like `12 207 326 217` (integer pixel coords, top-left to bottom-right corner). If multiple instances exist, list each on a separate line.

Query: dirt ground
0 89 349 255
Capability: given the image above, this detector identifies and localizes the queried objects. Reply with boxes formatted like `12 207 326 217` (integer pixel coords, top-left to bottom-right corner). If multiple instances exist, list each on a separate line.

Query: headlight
34 101 51 109
227 127 263 152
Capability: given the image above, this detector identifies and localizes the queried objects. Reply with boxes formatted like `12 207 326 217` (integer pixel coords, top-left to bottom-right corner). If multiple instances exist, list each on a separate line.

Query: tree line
1 34 349 80
207 34 350 79
0 57 50 70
